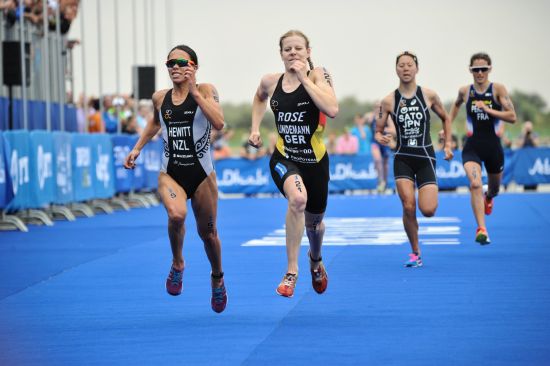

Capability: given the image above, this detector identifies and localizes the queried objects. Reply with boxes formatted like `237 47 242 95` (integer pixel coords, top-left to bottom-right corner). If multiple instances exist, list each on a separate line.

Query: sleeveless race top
270 74 327 164
465 83 502 139
159 89 213 181
391 86 435 160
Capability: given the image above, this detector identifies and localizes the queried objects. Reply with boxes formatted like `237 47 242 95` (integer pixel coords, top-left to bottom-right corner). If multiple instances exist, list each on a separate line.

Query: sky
69 0 550 107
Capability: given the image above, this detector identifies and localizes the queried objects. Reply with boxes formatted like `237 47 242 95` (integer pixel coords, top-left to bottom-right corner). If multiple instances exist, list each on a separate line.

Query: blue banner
29 131 55 207
329 154 394 192
142 138 162 190
52 131 74 204
111 134 134 193
0 131 15 208
72 133 95 201
0 97 8 131
216 157 277 194
3 130 32 211
91 134 116 199
512 147 550 185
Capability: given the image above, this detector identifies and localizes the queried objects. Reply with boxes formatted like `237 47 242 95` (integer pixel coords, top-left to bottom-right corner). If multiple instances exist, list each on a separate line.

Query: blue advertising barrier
72 133 95 201
435 149 514 189
29 131 55 207
215 157 277 195
2 130 32 211
129 135 146 191
329 154 395 192
512 147 550 185
111 134 134 193
0 131 14 208
52 131 74 204
142 138 162 190
91 134 116 199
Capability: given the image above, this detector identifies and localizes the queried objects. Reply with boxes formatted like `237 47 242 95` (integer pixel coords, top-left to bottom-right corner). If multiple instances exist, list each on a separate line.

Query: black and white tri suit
268 73 329 214
462 83 504 174
159 89 213 198
390 86 437 188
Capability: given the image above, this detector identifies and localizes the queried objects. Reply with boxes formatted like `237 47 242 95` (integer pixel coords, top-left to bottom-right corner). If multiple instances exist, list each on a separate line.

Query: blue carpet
1 193 549 365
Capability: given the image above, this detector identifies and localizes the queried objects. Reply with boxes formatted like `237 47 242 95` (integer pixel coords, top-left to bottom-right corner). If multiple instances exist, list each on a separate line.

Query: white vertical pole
43 0 51 131
96 0 104 124
55 5 64 131
114 0 121 133
19 1 28 130
80 0 88 132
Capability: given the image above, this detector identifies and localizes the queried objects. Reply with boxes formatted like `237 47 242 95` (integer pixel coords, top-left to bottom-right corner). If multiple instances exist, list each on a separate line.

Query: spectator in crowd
102 95 118 133
136 100 154 135
75 93 87 133
211 127 233 160
350 113 372 155
517 121 539 148
335 127 359 155
325 131 337 155
370 101 394 193
87 98 105 133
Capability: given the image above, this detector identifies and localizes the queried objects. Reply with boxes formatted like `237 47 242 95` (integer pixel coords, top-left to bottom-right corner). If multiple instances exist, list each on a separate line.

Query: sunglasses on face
470 66 490 73
165 58 195 68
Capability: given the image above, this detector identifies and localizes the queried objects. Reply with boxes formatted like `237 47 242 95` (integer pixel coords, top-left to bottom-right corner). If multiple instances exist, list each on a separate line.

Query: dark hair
279 30 314 70
470 52 491 66
167 45 198 65
396 51 418 66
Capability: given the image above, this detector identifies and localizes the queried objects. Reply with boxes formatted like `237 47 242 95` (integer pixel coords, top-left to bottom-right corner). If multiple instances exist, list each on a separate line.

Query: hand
375 132 392 146
124 148 140 169
474 100 488 111
443 144 454 161
248 131 263 148
184 67 198 94
289 60 308 82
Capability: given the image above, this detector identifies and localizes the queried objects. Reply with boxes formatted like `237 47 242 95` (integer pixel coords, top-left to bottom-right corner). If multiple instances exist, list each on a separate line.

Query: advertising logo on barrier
331 162 377 181
10 151 29 195
56 142 72 196
528 158 550 176
96 144 111 188
217 168 270 187
37 145 53 190
76 146 92 187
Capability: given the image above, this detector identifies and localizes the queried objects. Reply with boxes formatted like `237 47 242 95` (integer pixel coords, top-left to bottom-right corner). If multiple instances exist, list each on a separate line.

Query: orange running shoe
309 252 328 294
276 273 297 298
484 193 494 215
475 227 491 245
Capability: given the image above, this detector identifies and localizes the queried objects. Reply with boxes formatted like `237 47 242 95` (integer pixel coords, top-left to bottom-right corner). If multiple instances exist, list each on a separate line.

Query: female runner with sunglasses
124 45 227 313
449 52 516 244
375 51 453 267
248 30 338 297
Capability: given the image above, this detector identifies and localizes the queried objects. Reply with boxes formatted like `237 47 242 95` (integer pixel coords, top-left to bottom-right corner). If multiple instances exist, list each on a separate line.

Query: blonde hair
279 30 314 70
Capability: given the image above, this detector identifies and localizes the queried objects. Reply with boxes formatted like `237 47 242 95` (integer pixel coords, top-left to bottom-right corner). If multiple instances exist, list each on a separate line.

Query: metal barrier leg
49 205 77 221
16 209 54 226
70 202 95 217
0 211 29 232
90 200 114 214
